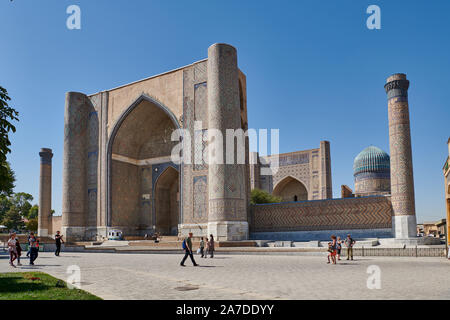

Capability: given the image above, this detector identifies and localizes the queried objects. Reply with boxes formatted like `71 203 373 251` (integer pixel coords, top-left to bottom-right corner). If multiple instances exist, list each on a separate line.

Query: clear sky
1 0 449 223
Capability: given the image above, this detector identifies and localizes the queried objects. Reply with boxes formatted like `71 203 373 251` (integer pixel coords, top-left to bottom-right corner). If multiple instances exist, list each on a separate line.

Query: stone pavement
1 251 449 300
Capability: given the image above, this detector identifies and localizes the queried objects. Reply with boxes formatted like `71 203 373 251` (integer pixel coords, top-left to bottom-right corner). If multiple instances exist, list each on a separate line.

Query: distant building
443 138 450 254
420 219 446 239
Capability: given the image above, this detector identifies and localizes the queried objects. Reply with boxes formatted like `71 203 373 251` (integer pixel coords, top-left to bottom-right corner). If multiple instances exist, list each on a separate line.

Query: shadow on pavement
19 265 62 269
196 265 223 268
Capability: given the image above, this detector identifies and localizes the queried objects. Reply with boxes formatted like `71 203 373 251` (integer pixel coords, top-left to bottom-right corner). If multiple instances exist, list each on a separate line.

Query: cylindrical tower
207 43 248 241
62 92 89 241
38 148 53 237
385 73 417 239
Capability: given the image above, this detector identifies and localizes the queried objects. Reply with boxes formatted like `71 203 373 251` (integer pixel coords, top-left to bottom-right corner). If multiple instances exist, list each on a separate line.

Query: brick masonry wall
51 216 62 234
341 247 446 257
250 196 393 232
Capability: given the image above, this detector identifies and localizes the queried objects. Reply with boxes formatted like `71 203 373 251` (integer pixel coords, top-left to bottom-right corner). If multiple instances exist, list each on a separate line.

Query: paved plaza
1 251 449 300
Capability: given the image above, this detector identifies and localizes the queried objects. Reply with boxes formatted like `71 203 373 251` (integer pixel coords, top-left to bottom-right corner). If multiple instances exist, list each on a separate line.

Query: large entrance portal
108 95 180 236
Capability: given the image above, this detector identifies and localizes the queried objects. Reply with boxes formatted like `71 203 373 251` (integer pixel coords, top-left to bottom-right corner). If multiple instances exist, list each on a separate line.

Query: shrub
250 188 282 204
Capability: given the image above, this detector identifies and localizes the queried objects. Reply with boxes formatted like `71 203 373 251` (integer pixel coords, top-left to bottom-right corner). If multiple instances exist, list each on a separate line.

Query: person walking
180 233 199 267
28 233 38 265
15 237 22 266
345 234 356 261
199 237 205 258
55 231 64 256
209 234 215 258
327 235 337 264
7 233 18 268
26 233 32 257
204 238 210 258
336 236 342 261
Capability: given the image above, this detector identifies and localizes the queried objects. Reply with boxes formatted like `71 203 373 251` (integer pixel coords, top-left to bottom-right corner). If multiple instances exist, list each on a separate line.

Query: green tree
0 86 19 195
2 205 24 231
250 188 282 205
28 204 39 219
0 162 15 196
10 192 33 218
0 194 12 223
26 218 38 232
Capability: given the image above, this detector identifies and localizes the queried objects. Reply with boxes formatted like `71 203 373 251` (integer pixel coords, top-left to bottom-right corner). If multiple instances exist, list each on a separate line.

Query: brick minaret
207 43 248 241
385 73 417 239
62 92 90 241
38 148 53 237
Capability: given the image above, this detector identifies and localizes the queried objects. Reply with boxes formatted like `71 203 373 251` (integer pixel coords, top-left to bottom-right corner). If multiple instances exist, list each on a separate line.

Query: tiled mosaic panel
193 176 208 218
87 109 99 227
194 82 208 128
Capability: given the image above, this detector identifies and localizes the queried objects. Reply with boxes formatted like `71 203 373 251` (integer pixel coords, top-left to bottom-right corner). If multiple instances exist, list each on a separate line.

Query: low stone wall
251 228 393 241
341 247 447 257
250 196 393 238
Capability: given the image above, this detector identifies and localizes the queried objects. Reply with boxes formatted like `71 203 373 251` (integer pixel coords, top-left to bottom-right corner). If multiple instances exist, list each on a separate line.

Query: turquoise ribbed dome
353 146 390 176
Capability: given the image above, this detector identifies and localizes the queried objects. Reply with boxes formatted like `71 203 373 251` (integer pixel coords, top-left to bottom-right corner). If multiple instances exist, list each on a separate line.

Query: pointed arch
273 176 308 202
106 94 182 230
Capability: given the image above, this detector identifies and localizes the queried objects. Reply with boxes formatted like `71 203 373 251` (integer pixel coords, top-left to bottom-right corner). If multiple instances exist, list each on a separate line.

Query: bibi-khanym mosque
37 43 423 243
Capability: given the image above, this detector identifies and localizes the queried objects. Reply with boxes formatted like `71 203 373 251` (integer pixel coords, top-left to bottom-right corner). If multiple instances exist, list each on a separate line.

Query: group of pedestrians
327 234 356 264
7 232 39 267
199 234 215 259
6 231 64 267
180 233 215 267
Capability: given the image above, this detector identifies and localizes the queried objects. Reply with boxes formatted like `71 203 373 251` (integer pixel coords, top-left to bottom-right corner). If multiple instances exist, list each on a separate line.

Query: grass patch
0 272 101 300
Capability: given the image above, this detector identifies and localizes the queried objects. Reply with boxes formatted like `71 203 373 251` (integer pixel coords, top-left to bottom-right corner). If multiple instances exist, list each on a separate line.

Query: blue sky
1 0 449 222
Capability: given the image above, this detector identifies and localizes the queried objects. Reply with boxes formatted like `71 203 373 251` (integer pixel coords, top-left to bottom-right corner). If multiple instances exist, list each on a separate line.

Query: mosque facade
37 44 419 242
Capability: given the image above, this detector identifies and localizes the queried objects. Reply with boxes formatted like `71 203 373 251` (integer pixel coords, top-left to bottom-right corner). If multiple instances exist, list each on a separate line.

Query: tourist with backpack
180 232 199 267
345 234 356 260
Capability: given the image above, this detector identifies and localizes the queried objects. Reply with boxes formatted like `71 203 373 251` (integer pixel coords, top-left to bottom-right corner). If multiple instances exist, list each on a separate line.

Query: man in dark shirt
180 233 199 267
55 231 64 256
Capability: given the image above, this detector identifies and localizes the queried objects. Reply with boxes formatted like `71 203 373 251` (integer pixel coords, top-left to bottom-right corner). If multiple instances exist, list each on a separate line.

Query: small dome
353 146 390 176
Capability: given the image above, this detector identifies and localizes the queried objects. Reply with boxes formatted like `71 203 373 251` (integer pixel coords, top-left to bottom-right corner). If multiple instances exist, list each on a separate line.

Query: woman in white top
7 232 18 268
